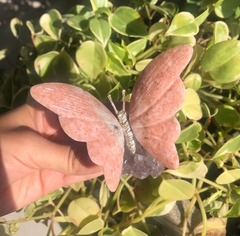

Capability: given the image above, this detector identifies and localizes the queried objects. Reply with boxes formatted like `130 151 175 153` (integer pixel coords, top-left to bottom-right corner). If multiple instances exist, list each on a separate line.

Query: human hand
0 102 103 216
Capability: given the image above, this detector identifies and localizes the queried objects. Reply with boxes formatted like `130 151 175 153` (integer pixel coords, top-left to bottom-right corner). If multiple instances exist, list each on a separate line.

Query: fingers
0 169 101 216
0 126 103 187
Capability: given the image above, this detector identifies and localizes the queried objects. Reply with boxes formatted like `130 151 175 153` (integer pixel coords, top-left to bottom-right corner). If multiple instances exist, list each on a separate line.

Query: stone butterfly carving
30 45 193 191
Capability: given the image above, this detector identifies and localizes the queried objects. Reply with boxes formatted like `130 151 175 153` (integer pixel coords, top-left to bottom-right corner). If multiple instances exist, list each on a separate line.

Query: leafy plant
1 0 240 235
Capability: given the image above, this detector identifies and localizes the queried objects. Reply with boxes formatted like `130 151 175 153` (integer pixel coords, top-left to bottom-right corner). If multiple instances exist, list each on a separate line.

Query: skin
0 102 103 216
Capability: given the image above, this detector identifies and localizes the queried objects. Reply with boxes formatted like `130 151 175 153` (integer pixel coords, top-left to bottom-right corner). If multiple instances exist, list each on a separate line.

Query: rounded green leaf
90 0 108 11
159 179 195 200
224 199 240 217
213 21 229 44
68 197 100 227
168 36 196 48
216 169 240 184
165 12 198 36
76 41 107 79
165 160 208 178
201 40 240 83
66 15 89 31
135 59 152 72
106 53 130 75
33 35 58 54
214 0 240 18
176 122 202 143
108 42 127 61
149 22 166 41
184 73 202 90
213 134 240 159
109 7 148 37
34 51 59 78
122 226 148 236
214 105 240 127
126 39 147 57
90 18 111 47
182 88 202 120
40 9 62 39
53 50 80 81
144 200 176 217
77 218 104 235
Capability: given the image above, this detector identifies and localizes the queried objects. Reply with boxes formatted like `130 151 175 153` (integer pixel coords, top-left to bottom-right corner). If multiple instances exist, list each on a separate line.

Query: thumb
1 127 103 186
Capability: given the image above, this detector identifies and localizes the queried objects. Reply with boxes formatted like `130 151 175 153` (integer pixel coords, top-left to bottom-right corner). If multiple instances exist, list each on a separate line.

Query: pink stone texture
129 45 193 169
30 45 193 191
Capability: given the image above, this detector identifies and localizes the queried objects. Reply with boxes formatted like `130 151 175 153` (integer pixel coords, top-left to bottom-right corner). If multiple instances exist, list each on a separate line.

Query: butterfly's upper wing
129 45 193 169
30 83 124 191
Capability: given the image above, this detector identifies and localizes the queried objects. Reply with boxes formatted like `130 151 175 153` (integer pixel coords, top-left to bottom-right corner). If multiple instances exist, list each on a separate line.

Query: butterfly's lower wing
30 83 124 191
129 45 193 169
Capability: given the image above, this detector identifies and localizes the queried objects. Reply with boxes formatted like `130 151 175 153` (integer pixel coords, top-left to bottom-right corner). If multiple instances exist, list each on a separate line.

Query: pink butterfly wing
129 45 193 169
30 83 124 191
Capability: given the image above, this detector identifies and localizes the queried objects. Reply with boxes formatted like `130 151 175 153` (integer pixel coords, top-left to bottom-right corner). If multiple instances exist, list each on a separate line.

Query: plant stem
198 177 228 192
195 193 207 236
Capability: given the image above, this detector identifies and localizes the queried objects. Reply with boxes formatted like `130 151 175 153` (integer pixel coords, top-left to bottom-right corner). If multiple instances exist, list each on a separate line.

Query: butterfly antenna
122 90 126 111
107 94 118 114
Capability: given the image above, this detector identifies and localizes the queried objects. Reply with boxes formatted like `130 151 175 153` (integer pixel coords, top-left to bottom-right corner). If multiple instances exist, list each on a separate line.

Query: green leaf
119 190 136 213
194 8 210 26
165 160 208 178
214 105 240 128
11 86 30 108
107 42 127 61
68 5 93 18
76 41 107 79
224 199 240 217
106 53 130 75
0 49 7 60
216 169 240 185
168 36 196 48
99 181 110 207
90 18 111 47
144 199 176 217
53 50 80 81
149 22 166 41
213 21 229 44
66 15 89 31
68 197 100 227
184 73 202 90
181 88 202 120
122 226 147 236
214 0 240 18
126 39 147 57
33 35 58 54
176 122 202 143
90 0 108 11
165 12 198 36
109 7 148 37
94 73 112 100
201 40 240 83
34 51 59 79
10 18 23 39
77 218 104 235
40 9 62 39
213 134 240 159
159 179 195 200
135 59 152 72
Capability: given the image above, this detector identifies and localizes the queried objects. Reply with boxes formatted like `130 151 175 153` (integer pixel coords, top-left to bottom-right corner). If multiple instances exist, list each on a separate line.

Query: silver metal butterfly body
108 91 164 179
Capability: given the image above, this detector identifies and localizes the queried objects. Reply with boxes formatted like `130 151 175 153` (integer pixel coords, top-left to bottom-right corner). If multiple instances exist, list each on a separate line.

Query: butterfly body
30 45 193 191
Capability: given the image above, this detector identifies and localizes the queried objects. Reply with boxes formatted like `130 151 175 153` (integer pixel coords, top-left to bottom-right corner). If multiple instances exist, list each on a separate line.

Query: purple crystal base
122 136 164 179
